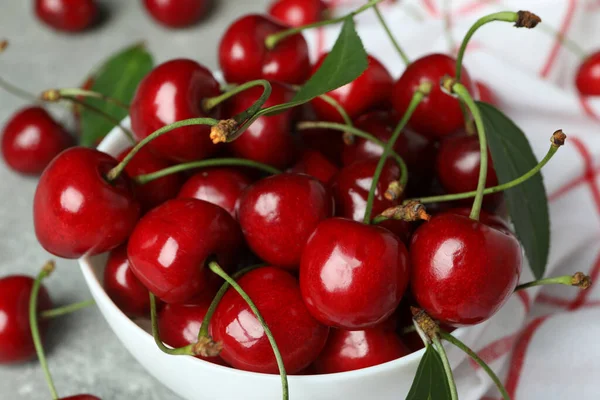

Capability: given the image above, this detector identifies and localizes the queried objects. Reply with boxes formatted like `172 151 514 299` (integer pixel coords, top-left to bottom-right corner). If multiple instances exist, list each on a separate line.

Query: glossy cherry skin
60 395 101 400
300 218 410 329
444 207 511 235
268 0 326 27
130 59 222 162
310 55 393 123
238 173 333 269
34 147 140 259
35 0 98 32
314 323 410 373
143 0 210 28
210 267 329 373
177 168 253 218
475 81 497 105
219 14 310 85
117 146 183 213
1 107 73 175
576 51 600 96
158 294 227 365
225 81 298 169
0 276 52 364
127 198 243 304
410 213 522 325
392 53 474 138
290 149 339 184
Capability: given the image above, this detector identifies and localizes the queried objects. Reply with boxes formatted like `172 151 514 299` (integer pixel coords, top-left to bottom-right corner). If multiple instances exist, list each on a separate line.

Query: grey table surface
0 1 270 399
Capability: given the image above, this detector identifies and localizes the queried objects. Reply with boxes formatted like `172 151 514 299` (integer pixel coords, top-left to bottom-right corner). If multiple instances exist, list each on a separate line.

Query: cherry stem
372 3 410 65
291 85 354 129
40 299 95 319
432 335 459 400
29 261 59 400
149 293 194 356
455 11 540 82
264 0 385 49
405 131 564 204
68 97 136 144
362 82 431 224
296 121 408 188
515 272 592 292
106 117 219 181
538 22 586 60
208 261 289 400
136 158 280 185
440 330 509 400
203 79 271 112
41 88 130 111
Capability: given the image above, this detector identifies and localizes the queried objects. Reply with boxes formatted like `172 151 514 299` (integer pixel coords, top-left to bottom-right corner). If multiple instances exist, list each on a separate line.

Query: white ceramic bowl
79 119 493 400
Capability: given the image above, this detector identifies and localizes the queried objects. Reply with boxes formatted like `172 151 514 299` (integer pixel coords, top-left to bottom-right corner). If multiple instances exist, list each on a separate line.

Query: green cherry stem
68 97 136 144
291 85 354 129
405 130 566 205
362 82 431 224
372 3 410 65
41 88 130 111
432 335 459 400
40 299 95 319
149 292 194 356
265 0 385 49
136 158 281 185
29 261 59 400
203 79 272 112
455 10 541 82
440 330 510 400
515 272 592 292
208 261 289 400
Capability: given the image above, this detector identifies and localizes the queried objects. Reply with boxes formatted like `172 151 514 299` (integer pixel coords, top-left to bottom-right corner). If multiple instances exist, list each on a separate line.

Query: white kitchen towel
308 0 600 399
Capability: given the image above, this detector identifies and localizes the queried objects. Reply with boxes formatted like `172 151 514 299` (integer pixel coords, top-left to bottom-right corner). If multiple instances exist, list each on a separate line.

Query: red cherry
60 395 101 400
444 207 511 235
35 0 98 32
290 149 339 184
210 267 329 374
576 51 600 96
0 276 52 364
143 0 209 28
300 218 410 329
158 294 227 365
34 147 140 259
238 173 333 269
410 213 522 325
475 81 497 105
104 244 152 318
268 0 327 27
177 168 253 218
314 323 410 373
130 59 222 162
1 106 73 175
127 198 243 304
117 146 183 213
300 125 345 166
225 81 298 169
218 14 310 85
392 53 474 138
310 55 393 123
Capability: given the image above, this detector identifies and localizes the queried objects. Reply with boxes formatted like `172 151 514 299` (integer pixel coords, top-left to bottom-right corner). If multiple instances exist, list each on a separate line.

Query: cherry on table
290 149 339 185
33 147 140 259
143 0 210 28
268 0 327 27
218 14 310 85
210 267 329 374
1 106 73 175
35 0 98 32
575 51 600 96
0 276 52 364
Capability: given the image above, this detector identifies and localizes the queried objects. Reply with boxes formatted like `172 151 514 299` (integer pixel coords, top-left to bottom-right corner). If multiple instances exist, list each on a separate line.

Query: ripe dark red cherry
225 81 298 169
310 55 393 122
268 0 327 27
575 51 600 96
177 168 253 218
60 395 101 400
143 0 210 28
314 323 410 373
475 81 497 105
392 53 474 138
127 198 243 304
130 59 222 162
300 218 410 329
210 267 329 374
410 213 522 325
0 276 52 364
117 146 183 213
290 149 339 184
218 14 310 85
238 173 333 269
104 244 152 318
1 106 73 175
35 0 98 32
300 124 345 166
34 147 140 259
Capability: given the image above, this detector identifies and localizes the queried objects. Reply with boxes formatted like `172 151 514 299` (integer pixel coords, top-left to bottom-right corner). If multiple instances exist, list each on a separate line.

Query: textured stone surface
0 1 267 398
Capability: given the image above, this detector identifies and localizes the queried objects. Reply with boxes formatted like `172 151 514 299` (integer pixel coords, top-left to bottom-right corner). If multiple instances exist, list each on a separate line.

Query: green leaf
406 345 452 400
478 101 550 279
260 16 368 117
80 43 154 147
